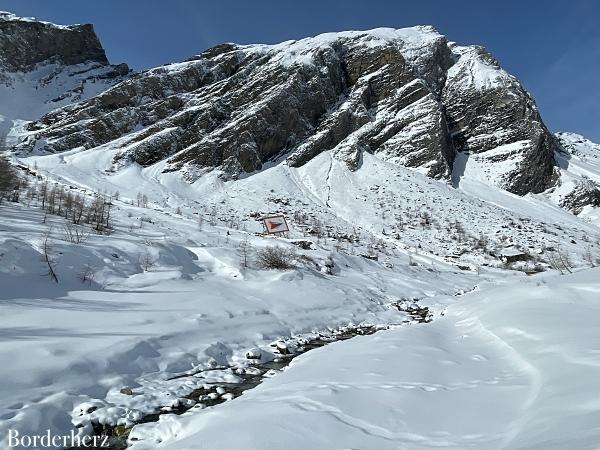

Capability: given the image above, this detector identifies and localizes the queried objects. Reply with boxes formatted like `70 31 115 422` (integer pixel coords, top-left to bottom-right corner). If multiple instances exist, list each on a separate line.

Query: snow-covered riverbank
129 269 600 450
0 201 476 449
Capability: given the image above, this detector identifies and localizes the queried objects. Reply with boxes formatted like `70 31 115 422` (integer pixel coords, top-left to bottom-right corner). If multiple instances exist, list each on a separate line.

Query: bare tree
310 218 324 238
63 191 74 219
39 179 49 210
47 183 60 214
557 247 573 274
238 235 252 270
419 211 432 229
72 193 86 225
55 185 64 216
140 250 156 271
208 205 218 226
85 194 112 234
547 246 573 274
583 245 598 268
104 200 113 234
396 216 405 232
26 180 38 204
42 232 59 283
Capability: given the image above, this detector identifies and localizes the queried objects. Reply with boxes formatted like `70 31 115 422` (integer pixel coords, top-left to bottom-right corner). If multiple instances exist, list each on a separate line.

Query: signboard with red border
262 215 289 234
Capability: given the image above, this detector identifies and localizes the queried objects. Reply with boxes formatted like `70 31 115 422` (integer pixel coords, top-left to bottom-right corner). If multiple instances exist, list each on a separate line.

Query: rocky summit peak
0 11 130 132
0 11 108 71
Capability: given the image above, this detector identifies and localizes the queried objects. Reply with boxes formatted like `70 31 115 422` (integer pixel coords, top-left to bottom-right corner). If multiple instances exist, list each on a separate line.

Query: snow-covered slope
2 137 599 448
135 268 600 450
0 188 479 448
0 61 128 124
20 145 600 272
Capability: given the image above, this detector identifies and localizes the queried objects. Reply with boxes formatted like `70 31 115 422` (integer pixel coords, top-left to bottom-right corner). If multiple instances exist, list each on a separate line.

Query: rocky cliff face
0 11 128 135
11 24 558 195
553 132 600 214
0 11 108 70
443 45 557 195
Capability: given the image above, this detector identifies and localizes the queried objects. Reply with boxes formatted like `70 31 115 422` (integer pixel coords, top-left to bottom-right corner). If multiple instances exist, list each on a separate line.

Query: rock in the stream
119 386 133 395
273 340 290 354
245 348 262 360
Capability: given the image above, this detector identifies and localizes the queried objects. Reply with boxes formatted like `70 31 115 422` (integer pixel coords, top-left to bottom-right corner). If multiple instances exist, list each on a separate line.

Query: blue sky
1 0 598 141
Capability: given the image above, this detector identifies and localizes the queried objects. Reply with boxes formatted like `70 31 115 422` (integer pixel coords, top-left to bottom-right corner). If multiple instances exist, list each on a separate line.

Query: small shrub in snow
408 253 418 266
256 246 295 270
78 263 95 286
546 246 573 274
323 253 335 274
61 222 90 244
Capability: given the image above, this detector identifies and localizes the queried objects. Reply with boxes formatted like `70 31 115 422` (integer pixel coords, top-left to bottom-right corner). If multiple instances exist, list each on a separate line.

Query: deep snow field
133 269 600 450
1 143 600 449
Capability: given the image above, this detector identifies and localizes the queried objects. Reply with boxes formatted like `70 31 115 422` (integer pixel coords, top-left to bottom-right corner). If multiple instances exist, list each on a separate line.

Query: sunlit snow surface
130 269 600 450
1 142 600 448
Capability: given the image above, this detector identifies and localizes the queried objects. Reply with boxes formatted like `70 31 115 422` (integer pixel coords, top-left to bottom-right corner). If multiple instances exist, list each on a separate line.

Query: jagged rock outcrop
0 11 108 70
0 11 129 131
443 45 557 194
555 132 600 161
554 132 600 214
560 179 600 214
11 25 558 195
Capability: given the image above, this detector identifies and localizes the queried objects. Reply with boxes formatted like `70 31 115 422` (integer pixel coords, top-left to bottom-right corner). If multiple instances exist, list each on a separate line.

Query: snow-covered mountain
11 26 558 196
6 14 600 217
0 11 129 145
2 11 600 450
